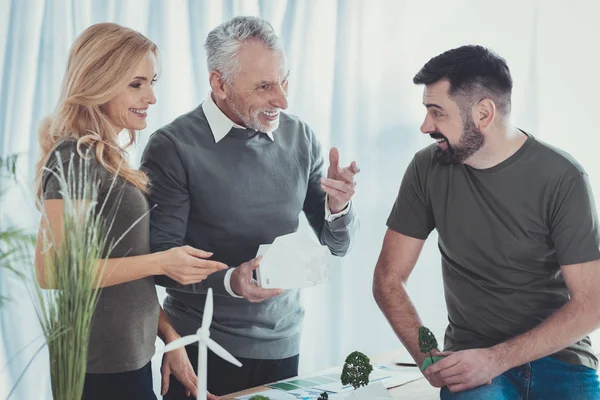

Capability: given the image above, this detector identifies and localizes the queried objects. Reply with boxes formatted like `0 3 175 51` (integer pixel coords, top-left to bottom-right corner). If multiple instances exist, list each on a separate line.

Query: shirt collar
202 93 275 143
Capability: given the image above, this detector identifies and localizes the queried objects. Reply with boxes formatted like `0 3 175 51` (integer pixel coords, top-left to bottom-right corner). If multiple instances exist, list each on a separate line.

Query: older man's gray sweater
140 105 357 359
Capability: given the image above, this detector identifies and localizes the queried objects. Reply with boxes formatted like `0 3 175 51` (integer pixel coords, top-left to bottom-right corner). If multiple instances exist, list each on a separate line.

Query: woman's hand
161 346 197 397
160 346 220 399
159 246 227 285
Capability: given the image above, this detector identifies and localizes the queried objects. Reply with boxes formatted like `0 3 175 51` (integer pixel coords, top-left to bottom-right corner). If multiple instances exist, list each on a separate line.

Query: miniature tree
318 392 329 400
248 396 271 400
419 326 437 363
418 326 445 371
341 351 374 389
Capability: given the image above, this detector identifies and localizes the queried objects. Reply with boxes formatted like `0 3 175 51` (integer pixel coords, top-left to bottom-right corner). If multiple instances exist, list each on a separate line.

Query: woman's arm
158 307 199 398
35 199 226 289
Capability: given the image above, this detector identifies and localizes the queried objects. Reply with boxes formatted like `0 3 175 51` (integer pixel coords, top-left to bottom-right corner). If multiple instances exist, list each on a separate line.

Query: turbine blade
206 338 242 367
159 335 198 354
202 288 214 330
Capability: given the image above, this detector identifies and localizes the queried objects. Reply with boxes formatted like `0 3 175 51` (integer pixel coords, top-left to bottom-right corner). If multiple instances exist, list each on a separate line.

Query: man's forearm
373 273 430 366
155 267 231 296
492 297 600 371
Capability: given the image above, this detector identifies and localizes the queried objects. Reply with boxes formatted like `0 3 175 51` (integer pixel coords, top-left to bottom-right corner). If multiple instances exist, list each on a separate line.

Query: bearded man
373 45 600 400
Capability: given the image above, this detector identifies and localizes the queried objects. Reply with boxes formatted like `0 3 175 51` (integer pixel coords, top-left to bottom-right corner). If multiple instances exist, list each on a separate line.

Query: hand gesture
321 147 359 214
160 246 227 285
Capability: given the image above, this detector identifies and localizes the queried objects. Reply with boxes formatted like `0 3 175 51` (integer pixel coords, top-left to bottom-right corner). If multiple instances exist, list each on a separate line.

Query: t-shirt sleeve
42 141 97 201
386 154 435 240
549 172 600 266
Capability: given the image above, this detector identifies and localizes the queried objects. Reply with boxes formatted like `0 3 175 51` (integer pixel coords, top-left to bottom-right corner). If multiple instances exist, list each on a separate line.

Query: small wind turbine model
158 288 242 399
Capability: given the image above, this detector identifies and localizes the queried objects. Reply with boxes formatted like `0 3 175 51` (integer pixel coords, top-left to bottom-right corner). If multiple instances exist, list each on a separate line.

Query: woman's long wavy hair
35 22 159 200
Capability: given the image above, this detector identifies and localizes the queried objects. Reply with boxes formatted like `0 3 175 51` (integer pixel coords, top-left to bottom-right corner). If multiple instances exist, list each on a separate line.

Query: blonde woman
34 23 225 400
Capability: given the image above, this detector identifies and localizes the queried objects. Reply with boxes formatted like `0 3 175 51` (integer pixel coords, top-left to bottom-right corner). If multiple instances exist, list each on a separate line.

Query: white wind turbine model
158 288 242 399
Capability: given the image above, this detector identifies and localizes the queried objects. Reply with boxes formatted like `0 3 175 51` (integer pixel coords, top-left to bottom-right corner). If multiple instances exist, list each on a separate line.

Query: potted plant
26 152 143 399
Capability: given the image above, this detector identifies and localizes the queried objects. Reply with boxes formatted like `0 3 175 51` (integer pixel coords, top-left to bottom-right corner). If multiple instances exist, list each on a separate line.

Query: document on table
343 382 393 399
235 389 297 399
234 364 422 399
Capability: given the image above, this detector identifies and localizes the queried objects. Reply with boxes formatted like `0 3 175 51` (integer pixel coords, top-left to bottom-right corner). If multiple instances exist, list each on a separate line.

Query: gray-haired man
141 16 359 398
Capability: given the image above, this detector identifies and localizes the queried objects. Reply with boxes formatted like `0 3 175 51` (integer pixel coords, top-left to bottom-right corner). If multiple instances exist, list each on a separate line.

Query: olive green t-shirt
387 133 600 370
42 140 160 373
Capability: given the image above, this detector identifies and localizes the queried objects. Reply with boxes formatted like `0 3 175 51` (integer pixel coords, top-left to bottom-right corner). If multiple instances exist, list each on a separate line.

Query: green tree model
341 351 374 389
419 326 437 362
318 392 329 400
248 396 271 400
418 326 445 371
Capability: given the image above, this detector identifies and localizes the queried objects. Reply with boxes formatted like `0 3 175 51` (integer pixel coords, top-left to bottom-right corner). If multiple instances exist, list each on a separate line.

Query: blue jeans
440 356 600 400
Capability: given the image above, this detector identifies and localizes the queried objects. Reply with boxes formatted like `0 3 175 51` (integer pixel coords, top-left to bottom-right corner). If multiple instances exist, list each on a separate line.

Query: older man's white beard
230 102 279 133
246 112 280 133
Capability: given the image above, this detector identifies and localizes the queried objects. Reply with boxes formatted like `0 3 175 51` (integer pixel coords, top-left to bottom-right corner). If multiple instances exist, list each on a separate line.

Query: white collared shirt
201 93 350 297
202 94 274 143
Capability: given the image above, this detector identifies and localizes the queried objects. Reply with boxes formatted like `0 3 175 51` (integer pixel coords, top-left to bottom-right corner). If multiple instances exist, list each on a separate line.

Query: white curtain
1 0 599 398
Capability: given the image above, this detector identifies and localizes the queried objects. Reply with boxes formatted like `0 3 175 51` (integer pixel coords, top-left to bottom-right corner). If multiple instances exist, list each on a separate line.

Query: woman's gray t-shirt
42 140 159 373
